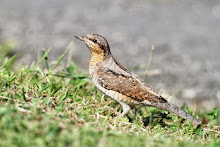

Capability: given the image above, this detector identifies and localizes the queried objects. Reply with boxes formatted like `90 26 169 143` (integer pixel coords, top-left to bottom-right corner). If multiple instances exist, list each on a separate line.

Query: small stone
182 88 197 99
216 91 220 101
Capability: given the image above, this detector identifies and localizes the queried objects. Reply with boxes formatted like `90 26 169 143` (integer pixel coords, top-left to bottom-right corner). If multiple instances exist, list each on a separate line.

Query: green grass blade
35 48 51 68
50 42 73 73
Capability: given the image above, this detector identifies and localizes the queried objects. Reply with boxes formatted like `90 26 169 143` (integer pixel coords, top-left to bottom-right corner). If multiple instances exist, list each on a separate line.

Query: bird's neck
89 52 111 68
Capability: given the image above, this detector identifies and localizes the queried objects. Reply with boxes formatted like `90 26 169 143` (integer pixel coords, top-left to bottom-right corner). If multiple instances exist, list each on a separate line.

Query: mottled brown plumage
75 34 201 125
95 64 167 103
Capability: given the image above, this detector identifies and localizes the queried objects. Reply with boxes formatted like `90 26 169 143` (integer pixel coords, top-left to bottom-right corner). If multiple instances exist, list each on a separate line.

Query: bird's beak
75 36 85 41
75 35 93 49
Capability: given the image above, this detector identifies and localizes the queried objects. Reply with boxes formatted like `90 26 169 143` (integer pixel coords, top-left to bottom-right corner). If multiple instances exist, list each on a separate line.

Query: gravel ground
0 0 220 110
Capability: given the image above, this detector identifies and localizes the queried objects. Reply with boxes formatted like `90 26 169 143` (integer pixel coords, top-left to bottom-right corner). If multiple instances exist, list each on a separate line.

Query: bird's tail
149 102 201 125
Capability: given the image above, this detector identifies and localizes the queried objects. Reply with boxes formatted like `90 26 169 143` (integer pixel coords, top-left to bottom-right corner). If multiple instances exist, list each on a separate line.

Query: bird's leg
118 101 131 117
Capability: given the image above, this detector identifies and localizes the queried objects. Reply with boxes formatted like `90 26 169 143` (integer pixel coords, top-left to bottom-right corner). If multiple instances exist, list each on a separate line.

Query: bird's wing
96 66 167 103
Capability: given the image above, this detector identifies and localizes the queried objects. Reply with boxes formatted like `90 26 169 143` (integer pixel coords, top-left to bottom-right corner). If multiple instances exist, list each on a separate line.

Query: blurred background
0 0 219 110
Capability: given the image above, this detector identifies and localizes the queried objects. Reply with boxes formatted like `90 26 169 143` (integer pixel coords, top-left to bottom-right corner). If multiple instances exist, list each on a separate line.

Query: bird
75 34 201 125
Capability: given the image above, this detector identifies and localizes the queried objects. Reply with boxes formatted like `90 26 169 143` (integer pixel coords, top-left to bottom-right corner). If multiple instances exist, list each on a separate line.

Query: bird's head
75 34 111 55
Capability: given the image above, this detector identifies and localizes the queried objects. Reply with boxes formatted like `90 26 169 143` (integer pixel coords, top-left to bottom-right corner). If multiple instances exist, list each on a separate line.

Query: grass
0 42 220 147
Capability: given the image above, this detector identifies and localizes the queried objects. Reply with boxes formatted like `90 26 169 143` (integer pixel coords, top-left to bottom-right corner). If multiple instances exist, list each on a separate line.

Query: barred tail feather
150 102 201 125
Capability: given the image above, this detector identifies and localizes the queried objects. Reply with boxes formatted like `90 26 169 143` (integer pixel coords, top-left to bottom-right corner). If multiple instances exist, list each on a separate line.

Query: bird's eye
93 39 97 43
